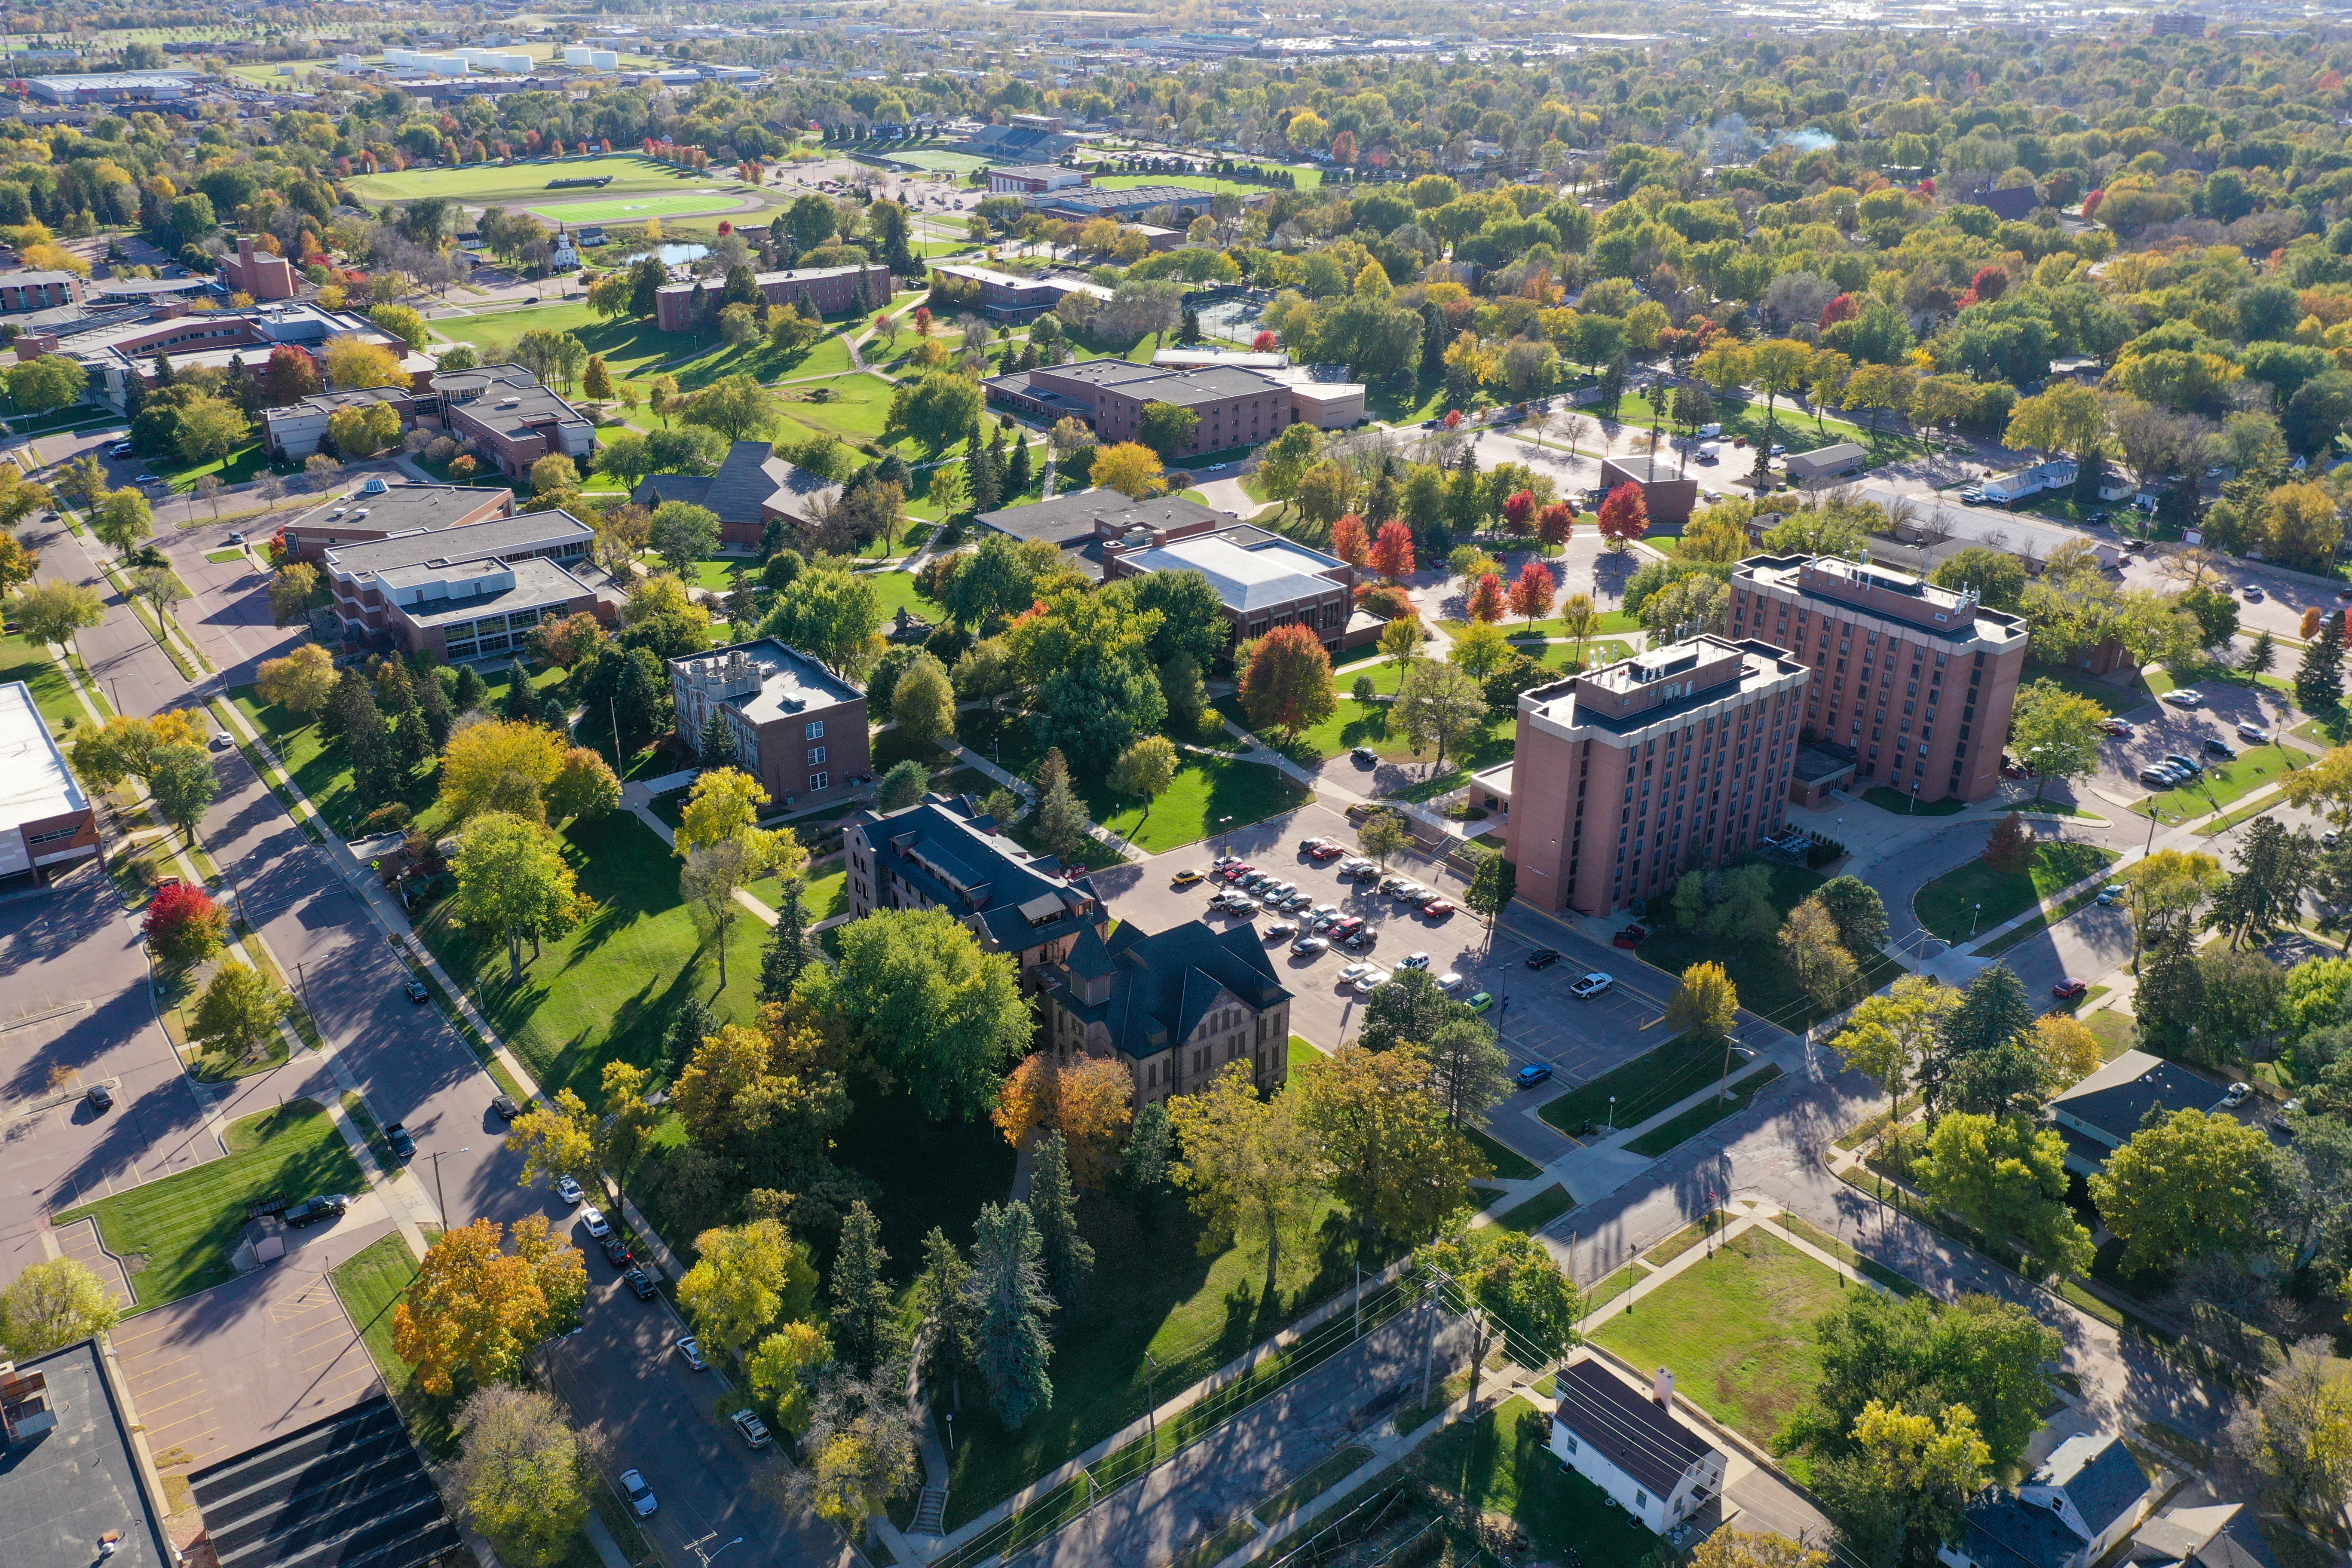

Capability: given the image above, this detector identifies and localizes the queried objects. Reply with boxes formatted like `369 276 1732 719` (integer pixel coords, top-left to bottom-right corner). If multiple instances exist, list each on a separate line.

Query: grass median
1624 1064 1784 1157
1538 1032 1733 1136
1913 838 2118 944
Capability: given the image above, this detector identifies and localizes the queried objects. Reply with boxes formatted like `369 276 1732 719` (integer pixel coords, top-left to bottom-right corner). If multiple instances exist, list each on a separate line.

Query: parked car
1568 972 1614 999
731 1409 773 1450
1172 868 1204 885
2162 689 2205 708
1613 925 1648 948
2242 584 2265 601
1422 900 1455 917
2222 1081 2254 1107
1291 934 1329 956
1466 992 1494 1013
1262 921 1296 940
2095 885 2126 906
2052 978 2089 1001
383 1123 415 1161
402 978 429 1003
624 1266 659 1299
2099 718 2134 737
284 1194 348 1228
2139 766 2184 787
581 1204 612 1237
1310 842 1345 860
2238 722 2272 743
1351 746 1378 766
1399 952 1432 970
491 1093 521 1123
1437 971 1465 990
1526 949 1562 970
2203 738 2237 759
83 1084 113 1113
1299 837 1328 854
2162 753 2204 775
1330 916 1365 940
1353 968 1390 995
1515 1062 1554 1090
620 1471 658 1519
557 1175 585 1205
600 1235 634 1268
1338 962 1376 984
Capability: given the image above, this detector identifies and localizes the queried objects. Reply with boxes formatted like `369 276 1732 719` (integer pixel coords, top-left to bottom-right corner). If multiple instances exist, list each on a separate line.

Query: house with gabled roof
1040 917 1293 1106
632 441 845 548
1941 1433 2153 1568
1547 1358 1727 1535
844 793 1105 990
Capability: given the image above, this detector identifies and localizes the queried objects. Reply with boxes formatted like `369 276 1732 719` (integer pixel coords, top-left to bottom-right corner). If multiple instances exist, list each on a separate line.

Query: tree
257 644 337 714
911 1228 982 1410
1393 659 1485 770
829 1200 899 1376
1792 1290 2061 1477
394 1217 587 1396
1596 482 1648 550
452 1385 590 1568
2003 381 2106 459
2120 848 2227 965
1815 1402 1991 1568
450 812 582 982
877 759 928 813
1295 1043 1489 1243
1830 976 1954 1109
2009 679 2107 802
2211 817 2318 949
1109 734 1179 818
2299 610 2345 717
1781 896 1862 1012
546 748 620 824
12 579 101 654
1414 1224 1581 1412
172 394 249 465
2090 1108 2273 1271
800 908 1032 1122
1135 401 1201 460
891 652 956 748
1914 1112 2093 1278
1464 847 1516 931
1170 1061 1329 1300
2 354 86 415
1090 441 1166 500
747 1321 828 1441
1816 876 1890 954
265 560 323 628
1358 808 1411 868
437 720 567 826
146 741 217 843
0 1258 120 1357
972 1200 1056 1429
1506 559 1556 627
143 882 228 965
0 533 35 604
1691 1533 1829 1568
1027 1131 1094 1309
2242 630 2278 678
1664 960 1739 1045
2224 1337 2352 1525
675 766 794 871
90 488 153 556
677 1218 819 1365
648 501 720 577
1368 519 1417 581
187 960 285 1066
761 564 886 678
682 836 766 990
324 334 409 390
1238 623 1336 738
684 374 788 444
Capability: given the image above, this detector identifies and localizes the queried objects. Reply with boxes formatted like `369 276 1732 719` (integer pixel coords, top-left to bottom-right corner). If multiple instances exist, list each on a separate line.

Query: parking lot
2076 678 2299 811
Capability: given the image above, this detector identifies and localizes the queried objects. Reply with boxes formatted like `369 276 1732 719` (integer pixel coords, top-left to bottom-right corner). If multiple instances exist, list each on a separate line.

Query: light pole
686 1535 744 1568
1969 901 1981 938
428 1146 471 1227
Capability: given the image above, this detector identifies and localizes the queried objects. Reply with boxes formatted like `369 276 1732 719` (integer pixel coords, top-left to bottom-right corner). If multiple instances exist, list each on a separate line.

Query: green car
1466 992 1494 1013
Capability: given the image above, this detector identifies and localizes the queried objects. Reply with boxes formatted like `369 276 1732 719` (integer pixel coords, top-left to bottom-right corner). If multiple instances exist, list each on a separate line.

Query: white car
2222 1081 2253 1108
2238 721 2272 743
556 1175 585 1206
1338 962 1375 983
1399 952 1431 970
2161 689 2205 708
580 1204 611 1238
1353 968 1391 995
620 1470 657 1518
1437 971 1465 989
1569 972 1615 999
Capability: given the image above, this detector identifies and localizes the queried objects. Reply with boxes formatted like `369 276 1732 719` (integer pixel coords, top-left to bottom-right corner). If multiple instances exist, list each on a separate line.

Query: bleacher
187 1396 460 1568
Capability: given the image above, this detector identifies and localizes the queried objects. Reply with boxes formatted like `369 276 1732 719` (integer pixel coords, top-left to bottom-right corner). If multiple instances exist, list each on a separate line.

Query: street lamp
1969 902 1981 938
427 1147 471 1227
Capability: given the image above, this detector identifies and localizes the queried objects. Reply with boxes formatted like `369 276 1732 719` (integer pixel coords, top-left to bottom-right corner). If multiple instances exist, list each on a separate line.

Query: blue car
1515 1062 1553 1090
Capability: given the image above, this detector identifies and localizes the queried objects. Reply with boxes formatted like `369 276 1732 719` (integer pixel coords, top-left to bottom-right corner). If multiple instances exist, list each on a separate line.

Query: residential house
668 639 871 812
1940 1433 2153 1568
2129 1504 2281 1568
1041 918 1292 1106
2046 1050 2246 1175
844 793 1103 989
1548 1359 1728 1534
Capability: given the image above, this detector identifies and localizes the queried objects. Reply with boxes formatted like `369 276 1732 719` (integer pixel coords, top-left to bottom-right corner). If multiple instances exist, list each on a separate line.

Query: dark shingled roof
2049 1050 2232 1150
851 794 1101 954
632 441 842 526
2038 1434 2149 1539
1046 918 1289 1061
1549 1360 1720 1501
1963 1494 2095 1568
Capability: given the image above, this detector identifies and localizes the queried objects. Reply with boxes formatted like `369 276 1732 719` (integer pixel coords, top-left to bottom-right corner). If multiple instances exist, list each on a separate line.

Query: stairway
912 1487 949 1534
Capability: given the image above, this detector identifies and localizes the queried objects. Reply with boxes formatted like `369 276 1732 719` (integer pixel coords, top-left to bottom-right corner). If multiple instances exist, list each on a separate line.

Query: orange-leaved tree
1367 518 1417 580
1239 623 1337 740
1596 482 1649 551
1507 560 1557 627
395 1216 586 1395
1465 571 1507 623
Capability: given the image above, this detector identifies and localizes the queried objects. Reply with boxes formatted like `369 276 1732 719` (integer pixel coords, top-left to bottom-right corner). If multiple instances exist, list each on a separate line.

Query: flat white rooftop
0 680 87 830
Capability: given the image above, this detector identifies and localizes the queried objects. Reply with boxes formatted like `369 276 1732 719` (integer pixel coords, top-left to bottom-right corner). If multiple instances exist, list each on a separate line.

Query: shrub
362 802 414 833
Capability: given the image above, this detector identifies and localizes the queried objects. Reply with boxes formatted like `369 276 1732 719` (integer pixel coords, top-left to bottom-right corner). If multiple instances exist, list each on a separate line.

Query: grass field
56 1102 366 1312
2132 742 2303 819
348 154 707 205
1094 170 1322 196
0 628 89 736
774 374 902 448
1497 1184 1574 1234
1913 838 2119 943
1088 753 1308 854
1408 1396 1651 1568
1591 1227 1845 1443
522 190 752 225
1625 1064 1783 1157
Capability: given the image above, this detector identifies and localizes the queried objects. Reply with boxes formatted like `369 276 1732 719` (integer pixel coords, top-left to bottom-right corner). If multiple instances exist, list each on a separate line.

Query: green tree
11 579 102 654
1295 1042 1490 1244
1170 1061 1329 1300
187 959 286 1066
885 371 985 454
91 487 153 556
649 502 720 577
890 651 956 748
911 1228 983 1409
1464 846 1516 931
1109 734 1179 818
746 1322 827 1440
761 565 885 679
677 1218 819 1364
2089 1108 2274 1271
1393 658 1486 770
1815 1402 1991 1568
1830 975 1955 1109
1924 964 2034 1114
1791 1290 2061 1477
1913 1112 2094 1278
147 741 218 843
2300 611 2345 717
450 812 582 982
0 1258 120 1357
2242 629 2278 678
801 907 1032 1122
828 1200 899 1376
1664 960 1740 1046
972 1200 1055 1430
453 1385 591 1568
1136 400 1202 460
2009 679 2107 801
1413 1224 1581 1412
1027 1131 1094 1309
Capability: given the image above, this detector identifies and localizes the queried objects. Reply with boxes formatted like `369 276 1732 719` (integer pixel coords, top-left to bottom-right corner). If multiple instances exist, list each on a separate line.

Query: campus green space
521 190 751 226
56 1102 366 1312
1438 609 1641 640
1086 753 1308 855
0 629 89 736
1213 686 1513 775
1607 391 1932 466
1407 1396 1651 1568
346 154 709 205
1497 1183 1574 1234
2131 742 2302 819
332 1231 459 1454
418 813 774 1102
1590 1227 1844 1444
1625 1064 1784 1158
1538 1032 1739 1136
1638 861 1908 1033
432 300 696 387
772 374 905 447
1093 169 1322 195
1913 838 2120 944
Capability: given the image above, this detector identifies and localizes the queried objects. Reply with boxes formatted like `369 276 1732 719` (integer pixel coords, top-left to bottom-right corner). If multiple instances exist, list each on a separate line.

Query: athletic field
885 149 992 173
521 190 751 224
346 155 706 205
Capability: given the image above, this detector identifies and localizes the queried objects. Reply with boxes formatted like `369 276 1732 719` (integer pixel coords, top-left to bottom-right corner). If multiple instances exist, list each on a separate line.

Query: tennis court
521 190 750 224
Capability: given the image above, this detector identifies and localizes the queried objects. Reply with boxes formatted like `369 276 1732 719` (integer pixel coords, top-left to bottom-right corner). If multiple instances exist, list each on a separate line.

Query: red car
1311 843 1346 860
1223 863 1256 883
1613 925 1648 949
1422 899 1455 917
2052 978 2088 1001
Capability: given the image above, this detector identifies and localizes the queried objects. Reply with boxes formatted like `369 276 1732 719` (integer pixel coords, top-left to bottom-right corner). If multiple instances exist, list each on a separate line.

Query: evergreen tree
502 657 540 723
1421 302 1447 379
1924 963 2036 1115
759 515 793 560
698 706 735 762
1004 438 1032 499
319 665 370 740
453 663 489 715
663 995 717 1074
151 350 175 388
1117 1101 1176 1228
121 362 147 420
829 1200 899 1376
614 650 664 751
2241 629 2276 677
2134 930 2206 1059
757 879 810 1005
913 1228 982 1409
967 431 1002 515
1027 1133 1093 1312
1179 303 1201 344
414 662 453 747
342 680 402 808
971 1200 1054 1430
2298 615 2344 719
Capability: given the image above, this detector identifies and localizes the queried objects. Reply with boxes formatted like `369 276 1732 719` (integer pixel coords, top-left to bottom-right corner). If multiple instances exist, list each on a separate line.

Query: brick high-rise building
1728 554 2030 804
1504 635 1810 917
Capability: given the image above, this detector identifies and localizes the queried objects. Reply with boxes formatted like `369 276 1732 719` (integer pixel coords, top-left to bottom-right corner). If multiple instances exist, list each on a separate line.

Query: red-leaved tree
1819 293 1861 329
1443 409 1463 430
1537 502 1576 547
1252 330 1279 352
1501 490 1536 536
1367 520 1417 581
1329 513 1371 567
1596 484 1649 551
914 306 934 336
1238 624 1337 739
144 882 228 967
1465 572 1507 623
1507 560 1556 627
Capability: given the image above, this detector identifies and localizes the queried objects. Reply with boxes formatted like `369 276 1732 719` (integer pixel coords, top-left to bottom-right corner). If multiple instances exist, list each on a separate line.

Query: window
805 719 826 740
810 771 830 792
807 746 827 765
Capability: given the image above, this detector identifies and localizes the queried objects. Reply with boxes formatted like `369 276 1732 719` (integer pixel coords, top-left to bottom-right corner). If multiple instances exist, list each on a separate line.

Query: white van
1696 422 1723 438
1697 441 1722 462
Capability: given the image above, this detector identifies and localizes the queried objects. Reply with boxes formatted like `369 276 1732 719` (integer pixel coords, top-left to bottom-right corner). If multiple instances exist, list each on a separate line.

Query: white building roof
0 680 87 832
1124 532 1343 611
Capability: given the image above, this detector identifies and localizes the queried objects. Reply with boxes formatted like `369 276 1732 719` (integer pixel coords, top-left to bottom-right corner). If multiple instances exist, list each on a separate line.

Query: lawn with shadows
1408 1396 1652 1568
1083 752 1308 854
1638 861 1909 1033
433 300 698 386
1214 692 1513 775
347 153 706 204
1590 1226 1847 1444
0 628 90 735
774 374 902 447
417 812 771 1102
56 1101 365 1312
332 1231 459 1455
1538 1033 1729 1136
1913 838 2119 944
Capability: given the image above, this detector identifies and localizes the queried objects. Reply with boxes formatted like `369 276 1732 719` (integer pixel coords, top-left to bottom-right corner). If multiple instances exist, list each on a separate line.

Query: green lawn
1639 861 1908 1034
858 569 941 621
773 374 901 447
1216 691 1513 775
1591 1227 1847 1444
1497 1184 1574 1234
521 190 747 225
1408 1396 1651 1568
2132 743 2303 819
0 629 90 736
1087 753 1308 854
1439 609 1642 640
1625 1064 1784 1158
153 441 275 494
205 548 246 564
347 153 710 204
1538 1033 1736 1136
432 300 699 388
56 1102 366 1312
1467 1127 1541 1181
1093 168 1322 195
635 330 854 392
331 1231 460 1455
418 813 773 1102
1912 839 2120 943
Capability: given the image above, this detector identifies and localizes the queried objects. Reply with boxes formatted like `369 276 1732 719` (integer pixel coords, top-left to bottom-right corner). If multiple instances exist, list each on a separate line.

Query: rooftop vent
361 476 388 495
496 397 521 408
